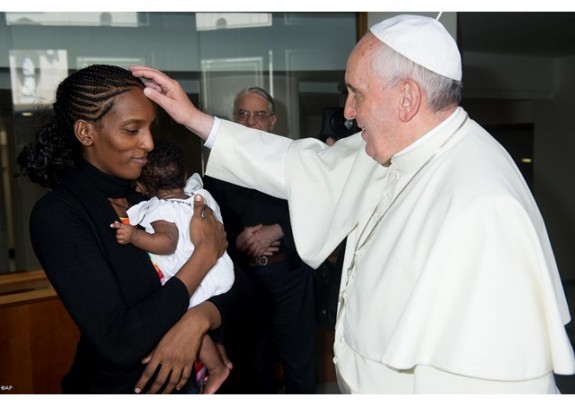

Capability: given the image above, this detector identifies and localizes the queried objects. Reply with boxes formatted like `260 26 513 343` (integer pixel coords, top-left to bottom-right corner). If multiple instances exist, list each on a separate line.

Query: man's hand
236 224 283 258
129 65 214 139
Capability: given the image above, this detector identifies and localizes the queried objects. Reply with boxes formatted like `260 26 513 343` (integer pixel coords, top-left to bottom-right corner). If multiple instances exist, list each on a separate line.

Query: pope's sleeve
206 119 382 268
206 120 292 199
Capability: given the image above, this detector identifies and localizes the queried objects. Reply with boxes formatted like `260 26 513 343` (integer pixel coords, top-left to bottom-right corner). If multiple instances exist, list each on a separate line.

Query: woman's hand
134 301 221 394
129 65 214 139
174 194 228 296
190 195 228 266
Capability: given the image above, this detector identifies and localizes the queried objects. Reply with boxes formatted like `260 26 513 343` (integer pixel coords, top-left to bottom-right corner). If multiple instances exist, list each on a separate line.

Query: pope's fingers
129 65 163 78
129 64 160 72
143 81 164 93
131 67 172 92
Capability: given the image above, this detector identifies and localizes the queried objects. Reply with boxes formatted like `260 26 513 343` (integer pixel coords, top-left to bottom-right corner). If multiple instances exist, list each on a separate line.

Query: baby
111 140 234 394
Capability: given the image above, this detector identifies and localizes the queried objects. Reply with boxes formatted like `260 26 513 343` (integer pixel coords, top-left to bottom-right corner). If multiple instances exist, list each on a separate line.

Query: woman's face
81 87 156 180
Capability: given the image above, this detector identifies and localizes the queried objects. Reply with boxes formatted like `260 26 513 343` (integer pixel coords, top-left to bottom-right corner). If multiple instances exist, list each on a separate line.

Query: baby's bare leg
199 335 232 394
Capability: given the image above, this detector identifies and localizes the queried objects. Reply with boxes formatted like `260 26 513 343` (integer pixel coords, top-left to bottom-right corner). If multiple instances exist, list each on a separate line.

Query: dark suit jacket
203 175 302 271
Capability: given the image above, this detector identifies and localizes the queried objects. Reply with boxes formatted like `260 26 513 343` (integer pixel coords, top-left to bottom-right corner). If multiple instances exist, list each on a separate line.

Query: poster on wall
9 49 68 111
195 13 272 31
6 12 142 27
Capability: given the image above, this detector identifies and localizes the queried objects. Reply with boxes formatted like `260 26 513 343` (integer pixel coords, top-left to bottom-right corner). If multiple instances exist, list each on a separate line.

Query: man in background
203 87 316 394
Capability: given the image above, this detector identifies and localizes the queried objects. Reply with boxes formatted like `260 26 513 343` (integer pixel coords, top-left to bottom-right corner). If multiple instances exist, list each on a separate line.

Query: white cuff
204 116 221 149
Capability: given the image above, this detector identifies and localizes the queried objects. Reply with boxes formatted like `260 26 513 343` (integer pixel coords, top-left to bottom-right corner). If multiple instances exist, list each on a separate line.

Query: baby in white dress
111 142 234 394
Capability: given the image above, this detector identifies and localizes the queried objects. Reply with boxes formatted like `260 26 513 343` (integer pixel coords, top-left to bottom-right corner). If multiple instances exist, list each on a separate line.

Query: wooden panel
0 271 80 394
0 304 33 393
0 271 337 393
0 269 56 307
30 299 80 393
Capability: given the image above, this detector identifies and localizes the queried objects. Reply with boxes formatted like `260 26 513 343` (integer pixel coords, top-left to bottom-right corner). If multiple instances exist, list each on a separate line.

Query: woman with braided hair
17 64 239 394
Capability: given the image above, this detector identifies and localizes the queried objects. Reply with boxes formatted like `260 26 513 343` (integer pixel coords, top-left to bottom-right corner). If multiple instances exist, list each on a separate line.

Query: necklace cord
346 114 469 279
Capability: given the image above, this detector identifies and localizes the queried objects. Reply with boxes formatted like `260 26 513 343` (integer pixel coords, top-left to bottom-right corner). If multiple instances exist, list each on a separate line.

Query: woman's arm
135 300 222 394
31 197 190 369
31 193 225 370
134 193 251 393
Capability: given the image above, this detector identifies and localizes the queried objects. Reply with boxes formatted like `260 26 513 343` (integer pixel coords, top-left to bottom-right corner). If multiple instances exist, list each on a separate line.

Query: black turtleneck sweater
29 161 248 393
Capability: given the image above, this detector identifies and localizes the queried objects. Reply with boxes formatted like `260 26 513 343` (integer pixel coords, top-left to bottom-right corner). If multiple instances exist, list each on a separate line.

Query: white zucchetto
370 14 462 81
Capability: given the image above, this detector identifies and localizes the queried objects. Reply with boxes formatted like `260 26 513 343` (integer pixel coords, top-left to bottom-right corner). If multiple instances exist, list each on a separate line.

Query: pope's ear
269 113 278 131
398 79 421 122
74 120 94 146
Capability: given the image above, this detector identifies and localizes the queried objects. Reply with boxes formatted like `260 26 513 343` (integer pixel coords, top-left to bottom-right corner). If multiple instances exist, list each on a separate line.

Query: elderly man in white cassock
131 14 575 394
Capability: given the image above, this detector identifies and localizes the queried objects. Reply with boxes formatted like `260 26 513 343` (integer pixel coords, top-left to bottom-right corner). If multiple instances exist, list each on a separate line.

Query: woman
17 64 232 394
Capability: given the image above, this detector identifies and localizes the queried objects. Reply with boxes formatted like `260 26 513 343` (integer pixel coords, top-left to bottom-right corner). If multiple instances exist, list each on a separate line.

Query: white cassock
206 107 575 393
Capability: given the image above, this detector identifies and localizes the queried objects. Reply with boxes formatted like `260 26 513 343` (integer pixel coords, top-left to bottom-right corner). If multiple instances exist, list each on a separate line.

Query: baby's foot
202 363 232 394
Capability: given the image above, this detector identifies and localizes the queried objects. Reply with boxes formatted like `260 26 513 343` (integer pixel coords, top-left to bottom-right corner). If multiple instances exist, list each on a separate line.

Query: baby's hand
110 220 138 245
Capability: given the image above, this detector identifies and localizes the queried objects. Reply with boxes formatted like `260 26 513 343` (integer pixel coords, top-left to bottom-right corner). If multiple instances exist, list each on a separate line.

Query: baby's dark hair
138 140 186 197
17 64 145 189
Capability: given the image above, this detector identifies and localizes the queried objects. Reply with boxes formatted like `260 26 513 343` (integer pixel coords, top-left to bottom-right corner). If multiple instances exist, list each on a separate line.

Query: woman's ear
398 80 421 122
74 120 94 146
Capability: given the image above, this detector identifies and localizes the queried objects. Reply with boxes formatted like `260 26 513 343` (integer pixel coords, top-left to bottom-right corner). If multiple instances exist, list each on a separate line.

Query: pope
131 14 575 393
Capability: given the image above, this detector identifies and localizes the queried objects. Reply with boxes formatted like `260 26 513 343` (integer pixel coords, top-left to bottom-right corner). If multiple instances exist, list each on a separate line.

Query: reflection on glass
195 13 272 31
9 50 68 110
5 12 140 27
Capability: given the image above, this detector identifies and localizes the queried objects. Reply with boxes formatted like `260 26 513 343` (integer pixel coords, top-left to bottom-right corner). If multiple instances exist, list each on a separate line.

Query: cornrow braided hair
17 64 144 189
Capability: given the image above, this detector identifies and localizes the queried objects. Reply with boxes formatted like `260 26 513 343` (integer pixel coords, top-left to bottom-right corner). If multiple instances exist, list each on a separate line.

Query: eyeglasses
234 109 274 123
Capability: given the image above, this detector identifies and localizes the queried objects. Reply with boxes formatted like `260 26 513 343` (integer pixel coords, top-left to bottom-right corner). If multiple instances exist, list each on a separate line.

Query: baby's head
137 140 186 197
